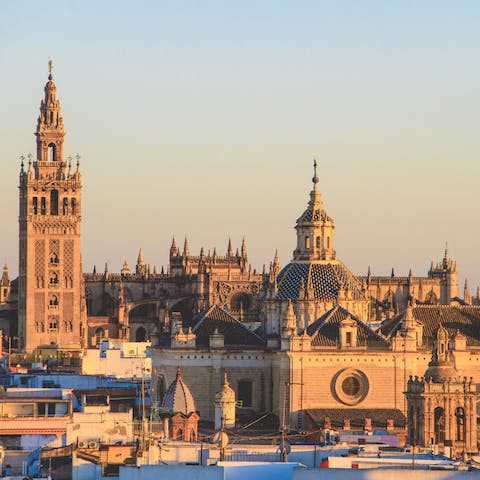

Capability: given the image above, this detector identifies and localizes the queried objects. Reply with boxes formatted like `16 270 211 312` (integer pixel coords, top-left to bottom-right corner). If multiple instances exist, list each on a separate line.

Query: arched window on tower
63 198 68 215
71 198 77 215
50 190 59 216
48 143 56 161
32 197 38 215
316 236 321 249
305 237 310 249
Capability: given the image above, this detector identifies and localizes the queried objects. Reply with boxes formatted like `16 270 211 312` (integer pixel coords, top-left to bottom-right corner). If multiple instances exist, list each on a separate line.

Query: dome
162 368 197 415
275 261 365 302
424 363 462 383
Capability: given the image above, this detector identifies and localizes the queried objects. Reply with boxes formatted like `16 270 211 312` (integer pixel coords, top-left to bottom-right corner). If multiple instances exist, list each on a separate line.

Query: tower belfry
18 62 85 352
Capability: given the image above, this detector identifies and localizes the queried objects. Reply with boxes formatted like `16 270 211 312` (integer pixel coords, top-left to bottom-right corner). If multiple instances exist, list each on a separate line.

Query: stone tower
18 62 84 352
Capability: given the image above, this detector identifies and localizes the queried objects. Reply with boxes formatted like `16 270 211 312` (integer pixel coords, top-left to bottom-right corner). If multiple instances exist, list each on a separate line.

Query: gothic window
48 143 56 161
305 237 310 249
49 271 59 285
50 190 59 215
32 197 38 215
238 380 253 408
65 321 73 333
63 198 68 215
176 428 184 441
425 290 438 305
230 292 252 313
41 197 46 215
71 198 76 215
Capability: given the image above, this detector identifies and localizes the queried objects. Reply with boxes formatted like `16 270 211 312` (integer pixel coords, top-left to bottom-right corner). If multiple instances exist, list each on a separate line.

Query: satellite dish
212 430 229 448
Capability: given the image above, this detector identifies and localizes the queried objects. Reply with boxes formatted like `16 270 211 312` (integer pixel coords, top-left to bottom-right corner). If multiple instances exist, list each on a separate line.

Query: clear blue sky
1 1 480 292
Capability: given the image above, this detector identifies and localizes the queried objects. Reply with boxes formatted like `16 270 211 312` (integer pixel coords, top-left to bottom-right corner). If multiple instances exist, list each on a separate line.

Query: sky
1 1 479 292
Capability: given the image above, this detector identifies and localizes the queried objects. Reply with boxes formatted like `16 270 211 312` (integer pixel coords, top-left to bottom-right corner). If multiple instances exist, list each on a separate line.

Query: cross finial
48 58 53 79
312 159 319 186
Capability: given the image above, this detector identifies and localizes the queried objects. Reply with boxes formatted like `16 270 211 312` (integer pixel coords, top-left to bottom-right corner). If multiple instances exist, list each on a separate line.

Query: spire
241 237 247 260
36 59 65 165
170 237 178 257
464 278 471 304
293 160 335 262
1 265 10 287
137 248 145 266
227 238 233 258
282 300 297 336
183 236 189 257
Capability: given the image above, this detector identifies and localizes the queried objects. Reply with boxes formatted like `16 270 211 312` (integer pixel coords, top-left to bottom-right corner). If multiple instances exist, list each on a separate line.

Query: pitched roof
191 305 265 348
381 305 480 346
276 262 365 301
306 305 389 349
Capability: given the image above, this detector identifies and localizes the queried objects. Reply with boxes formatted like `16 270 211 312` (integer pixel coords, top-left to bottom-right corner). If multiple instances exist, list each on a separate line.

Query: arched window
50 190 59 215
32 197 38 215
49 295 58 306
238 380 253 408
63 198 68 215
48 143 56 161
327 236 330 249
49 271 59 285
41 197 46 215
456 407 465 441
316 236 321 249
71 198 77 215
176 428 184 440
305 237 310 249
434 407 445 444
135 326 147 342
95 327 105 345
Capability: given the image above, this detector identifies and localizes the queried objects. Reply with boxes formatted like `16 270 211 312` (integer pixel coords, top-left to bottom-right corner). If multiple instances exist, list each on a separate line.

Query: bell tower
18 61 85 352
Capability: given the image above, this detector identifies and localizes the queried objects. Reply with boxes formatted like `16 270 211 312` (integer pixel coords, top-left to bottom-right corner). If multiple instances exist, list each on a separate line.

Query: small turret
170 237 178 257
183 237 189 257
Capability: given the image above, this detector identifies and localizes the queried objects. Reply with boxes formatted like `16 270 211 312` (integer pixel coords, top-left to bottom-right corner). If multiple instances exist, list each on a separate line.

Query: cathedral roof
162 369 197 415
275 261 365 302
306 305 389 348
306 408 406 429
381 305 480 346
191 305 265 348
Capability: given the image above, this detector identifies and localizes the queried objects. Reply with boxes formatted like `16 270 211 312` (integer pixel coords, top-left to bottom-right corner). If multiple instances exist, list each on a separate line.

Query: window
41 197 46 215
49 321 58 331
63 197 68 215
50 253 59 265
346 331 352 346
49 295 58 306
49 272 59 285
316 236 321 249
71 198 76 215
50 190 59 215
305 237 310 249
48 143 56 161
238 380 253 408
327 237 330 248
32 197 38 214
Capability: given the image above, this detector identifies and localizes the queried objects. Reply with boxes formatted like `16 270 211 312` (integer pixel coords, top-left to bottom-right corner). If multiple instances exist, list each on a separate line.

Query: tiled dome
162 368 197 415
275 261 365 302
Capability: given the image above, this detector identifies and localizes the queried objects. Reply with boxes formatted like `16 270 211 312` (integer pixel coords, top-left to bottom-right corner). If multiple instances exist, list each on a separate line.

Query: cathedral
3 65 480 453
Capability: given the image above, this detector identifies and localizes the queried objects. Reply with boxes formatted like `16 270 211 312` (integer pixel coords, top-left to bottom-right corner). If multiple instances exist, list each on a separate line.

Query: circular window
341 376 360 396
332 369 369 406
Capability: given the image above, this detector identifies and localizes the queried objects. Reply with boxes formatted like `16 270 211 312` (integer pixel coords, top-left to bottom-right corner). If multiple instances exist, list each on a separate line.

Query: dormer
339 316 358 348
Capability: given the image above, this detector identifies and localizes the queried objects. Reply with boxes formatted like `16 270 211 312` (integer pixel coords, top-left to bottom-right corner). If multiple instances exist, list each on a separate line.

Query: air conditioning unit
78 441 88 449
88 441 99 449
